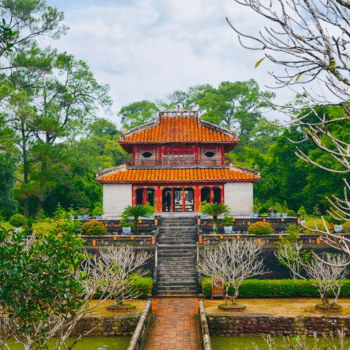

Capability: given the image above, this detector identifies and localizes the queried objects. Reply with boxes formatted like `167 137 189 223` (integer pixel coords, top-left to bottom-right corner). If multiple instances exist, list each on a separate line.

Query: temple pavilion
96 109 260 218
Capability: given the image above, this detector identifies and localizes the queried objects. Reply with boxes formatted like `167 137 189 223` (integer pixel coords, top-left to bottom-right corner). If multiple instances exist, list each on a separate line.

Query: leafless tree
227 0 350 252
276 243 350 306
100 246 152 307
198 239 266 305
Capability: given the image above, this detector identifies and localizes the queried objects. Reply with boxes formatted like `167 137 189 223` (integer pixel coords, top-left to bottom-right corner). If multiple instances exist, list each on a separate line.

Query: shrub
303 218 333 234
343 221 350 233
286 209 296 217
248 221 273 235
80 220 107 236
9 214 26 228
33 222 55 236
92 206 104 217
201 278 350 299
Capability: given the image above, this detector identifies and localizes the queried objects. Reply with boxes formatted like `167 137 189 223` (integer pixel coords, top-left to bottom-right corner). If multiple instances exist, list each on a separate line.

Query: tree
0 153 17 217
100 246 151 308
198 240 265 305
0 224 122 350
276 242 350 307
229 0 350 251
200 203 230 234
118 100 159 129
122 205 156 235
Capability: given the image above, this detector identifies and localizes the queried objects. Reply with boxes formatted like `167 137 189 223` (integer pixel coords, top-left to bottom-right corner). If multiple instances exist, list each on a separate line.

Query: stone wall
69 313 140 337
207 313 350 336
224 183 253 216
103 183 132 218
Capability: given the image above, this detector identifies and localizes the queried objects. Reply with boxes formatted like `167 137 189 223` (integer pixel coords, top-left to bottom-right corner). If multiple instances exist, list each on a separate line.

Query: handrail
199 300 212 350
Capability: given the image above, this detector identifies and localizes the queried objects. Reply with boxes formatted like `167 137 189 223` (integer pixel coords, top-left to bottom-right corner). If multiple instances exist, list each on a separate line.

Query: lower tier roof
96 166 260 184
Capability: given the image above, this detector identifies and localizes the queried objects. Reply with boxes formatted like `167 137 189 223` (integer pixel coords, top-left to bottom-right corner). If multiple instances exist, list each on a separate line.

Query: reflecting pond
7 337 131 350
211 336 350 349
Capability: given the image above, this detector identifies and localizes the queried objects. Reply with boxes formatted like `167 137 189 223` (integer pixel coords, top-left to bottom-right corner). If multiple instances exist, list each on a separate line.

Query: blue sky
44 0 287 125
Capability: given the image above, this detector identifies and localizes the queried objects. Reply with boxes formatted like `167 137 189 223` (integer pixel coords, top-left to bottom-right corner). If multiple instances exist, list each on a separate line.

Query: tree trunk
134 216 139 235
213 215 218 234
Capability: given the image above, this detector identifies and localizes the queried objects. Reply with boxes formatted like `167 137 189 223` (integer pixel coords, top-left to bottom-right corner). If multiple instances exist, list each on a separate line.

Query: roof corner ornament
120 128 127 137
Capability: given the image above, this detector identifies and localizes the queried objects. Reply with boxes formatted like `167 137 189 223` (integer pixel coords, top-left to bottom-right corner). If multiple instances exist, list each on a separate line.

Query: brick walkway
143 298 201 350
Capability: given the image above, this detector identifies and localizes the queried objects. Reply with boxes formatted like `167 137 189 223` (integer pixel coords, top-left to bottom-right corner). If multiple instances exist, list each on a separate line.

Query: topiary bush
286 209 296 217
9 214 26 228
33 222 55 236
303 218 333 234
343 221 350 233
80 220 107 236
248 221 274 235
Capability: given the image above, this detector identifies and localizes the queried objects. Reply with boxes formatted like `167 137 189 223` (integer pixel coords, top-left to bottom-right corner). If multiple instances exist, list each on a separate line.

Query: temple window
142 151 153 158
205 151 215 158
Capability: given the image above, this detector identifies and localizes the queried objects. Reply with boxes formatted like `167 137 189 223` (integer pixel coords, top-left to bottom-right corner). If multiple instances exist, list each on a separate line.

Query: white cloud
46 0 299 126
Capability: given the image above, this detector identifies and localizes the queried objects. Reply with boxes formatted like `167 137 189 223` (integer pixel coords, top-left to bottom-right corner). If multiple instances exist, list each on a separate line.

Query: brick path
143 298 201 350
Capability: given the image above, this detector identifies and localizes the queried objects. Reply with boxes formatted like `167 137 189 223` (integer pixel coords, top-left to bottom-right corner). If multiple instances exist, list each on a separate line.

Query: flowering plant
248 221 274 235
80 220 107 236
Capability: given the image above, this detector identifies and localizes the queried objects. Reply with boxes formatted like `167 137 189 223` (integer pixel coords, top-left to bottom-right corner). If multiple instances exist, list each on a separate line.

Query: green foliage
298 206 308 219
287 209 297 217
200 203 230 234
202 278 350 299
248 221 274 235
343 221 350 233
80 220 107 236
9 213 26 227
122 205 155 235
303 218 333 234
92 205 104 217
0 153 17 217
0 226 85 348
129 276 153 299
32 221 55 236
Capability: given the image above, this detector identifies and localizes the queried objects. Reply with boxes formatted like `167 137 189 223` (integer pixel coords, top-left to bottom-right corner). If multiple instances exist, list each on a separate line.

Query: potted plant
92 205 104 220
200 203 230 234
68 205 76 220
334 225 343 233
282 201 288 218
252 202 260 218
268 207 275 217
120 215 132 234
121 205 155 235
80 220 107 236
222 214 234 234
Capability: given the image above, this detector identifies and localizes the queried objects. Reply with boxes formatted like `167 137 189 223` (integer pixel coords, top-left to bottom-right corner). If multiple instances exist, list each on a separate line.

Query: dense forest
0 0 347 220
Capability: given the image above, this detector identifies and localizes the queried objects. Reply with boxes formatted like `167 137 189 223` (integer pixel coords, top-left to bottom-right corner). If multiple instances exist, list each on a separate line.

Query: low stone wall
70 312 141 337
207 313 350 336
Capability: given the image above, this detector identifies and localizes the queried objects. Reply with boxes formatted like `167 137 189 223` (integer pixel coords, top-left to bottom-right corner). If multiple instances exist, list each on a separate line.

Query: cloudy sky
45 0 289 126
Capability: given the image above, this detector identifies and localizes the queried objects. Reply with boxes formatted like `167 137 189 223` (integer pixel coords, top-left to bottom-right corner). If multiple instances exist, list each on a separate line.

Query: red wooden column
195 144 199 165
221 186 224 204
210 187 214 204
171 188 174 212
182 187 186 212
143 188 148 206
221 146 225 165
132 146 136 166
132 187 136 206
156 186 162 213
194 185 201 212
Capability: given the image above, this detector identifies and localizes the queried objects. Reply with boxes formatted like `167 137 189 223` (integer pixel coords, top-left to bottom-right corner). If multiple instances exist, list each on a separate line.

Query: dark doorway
162 188 171 212
185 188 194 212
147 189 155 207
213 188 221 204
136 188 143 205
201 188 210 204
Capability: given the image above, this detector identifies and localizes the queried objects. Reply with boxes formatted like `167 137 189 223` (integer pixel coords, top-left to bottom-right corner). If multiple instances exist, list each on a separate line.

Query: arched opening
136 188 143 205
201 188 210 204
185 188 194 212
213 188 221 204
162 188 171 211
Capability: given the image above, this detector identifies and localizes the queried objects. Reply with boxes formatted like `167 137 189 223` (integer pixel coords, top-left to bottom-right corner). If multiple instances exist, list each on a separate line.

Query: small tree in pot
122 205 155 235
198 239 266 310
200 203 230 234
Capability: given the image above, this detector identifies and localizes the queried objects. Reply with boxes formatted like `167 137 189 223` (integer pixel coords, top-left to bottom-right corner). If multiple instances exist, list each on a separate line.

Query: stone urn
334 225 343 233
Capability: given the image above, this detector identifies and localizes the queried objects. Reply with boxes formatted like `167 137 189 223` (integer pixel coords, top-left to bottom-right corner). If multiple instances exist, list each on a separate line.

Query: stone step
158 240 196 245
156 286 198 293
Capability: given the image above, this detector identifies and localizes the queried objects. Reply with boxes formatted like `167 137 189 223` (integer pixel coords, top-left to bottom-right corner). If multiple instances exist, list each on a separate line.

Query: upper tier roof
119 110 239 151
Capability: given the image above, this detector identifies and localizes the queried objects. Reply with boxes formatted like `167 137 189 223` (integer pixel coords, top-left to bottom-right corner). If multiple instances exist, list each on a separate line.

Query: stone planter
282 213 288 218
301 220 306 225
224 226 233 234
122 227 131 234
218 304 246 312
77 215 83 220
252 214 258 218
276 213 282 217
334 225 343 233
106 304 136 312
95 216 103 220
315 304 342 313
269 213 275 217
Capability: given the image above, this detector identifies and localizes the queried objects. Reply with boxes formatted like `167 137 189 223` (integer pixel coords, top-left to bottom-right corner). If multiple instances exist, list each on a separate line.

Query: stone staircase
155 216 198 295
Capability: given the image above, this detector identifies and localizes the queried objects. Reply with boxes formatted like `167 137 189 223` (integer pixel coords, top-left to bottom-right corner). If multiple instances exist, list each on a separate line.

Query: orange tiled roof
119 116 238 144
97 167 259 184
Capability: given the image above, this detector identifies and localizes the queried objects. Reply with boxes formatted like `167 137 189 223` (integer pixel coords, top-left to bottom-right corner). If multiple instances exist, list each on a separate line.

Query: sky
44 0 291 126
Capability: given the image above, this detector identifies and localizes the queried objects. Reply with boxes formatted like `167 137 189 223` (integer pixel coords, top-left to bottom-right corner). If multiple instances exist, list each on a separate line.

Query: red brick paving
143 298 201 350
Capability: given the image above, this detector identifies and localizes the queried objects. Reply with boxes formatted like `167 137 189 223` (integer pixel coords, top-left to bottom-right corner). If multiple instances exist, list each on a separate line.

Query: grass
204 298 350 316
87 300 147 317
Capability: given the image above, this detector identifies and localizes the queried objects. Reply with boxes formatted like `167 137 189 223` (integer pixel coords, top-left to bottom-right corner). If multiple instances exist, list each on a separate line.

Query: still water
6 337 131 350
211 336 350 349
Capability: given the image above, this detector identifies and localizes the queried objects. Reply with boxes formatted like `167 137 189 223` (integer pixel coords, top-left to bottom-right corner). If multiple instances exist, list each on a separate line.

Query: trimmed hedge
202 277 350 299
